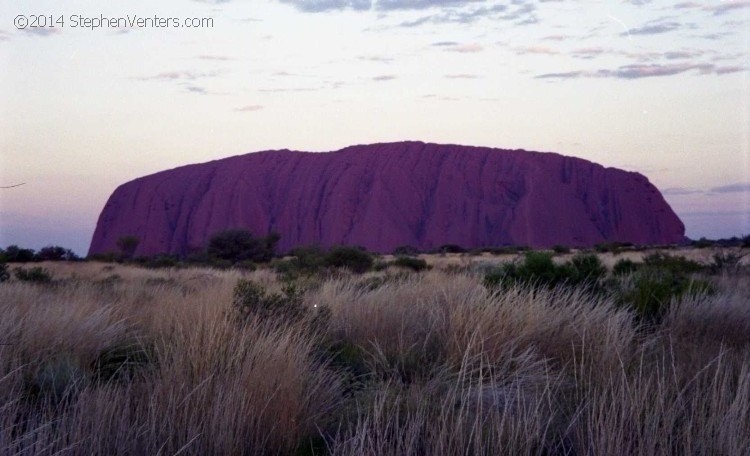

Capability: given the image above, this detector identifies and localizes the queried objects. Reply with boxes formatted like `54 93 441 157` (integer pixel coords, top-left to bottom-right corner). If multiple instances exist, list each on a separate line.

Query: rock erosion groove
89 142 685 256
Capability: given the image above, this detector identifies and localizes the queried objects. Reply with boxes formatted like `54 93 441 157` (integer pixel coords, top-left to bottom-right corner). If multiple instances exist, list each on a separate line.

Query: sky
1 0 749 255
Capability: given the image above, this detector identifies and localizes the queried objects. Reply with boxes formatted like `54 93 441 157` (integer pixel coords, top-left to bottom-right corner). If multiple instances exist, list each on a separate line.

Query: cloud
705 1 750 15
709 183 750 193
570 47 608 59
358 55 395 63
627 19 681 35
279 0 371 12
134 70 221 81
22 28 61 37
673 1 701 9
514 45 558 55
541 34 571 41
662 187 704 196
395 2 535 27
235 105 264 112
0 30 10 41
536 71 585 79
372 74 397 81
431 41 461 46
536 62 745 80
444 43 483 52
184 85 208 94
671 1 750 15
279 0 487 13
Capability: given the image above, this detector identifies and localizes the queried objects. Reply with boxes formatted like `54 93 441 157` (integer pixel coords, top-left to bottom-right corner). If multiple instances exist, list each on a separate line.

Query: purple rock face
88 142 685 256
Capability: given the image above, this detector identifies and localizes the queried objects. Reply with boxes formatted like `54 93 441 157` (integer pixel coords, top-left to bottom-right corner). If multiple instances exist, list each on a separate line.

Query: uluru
88 141 685 256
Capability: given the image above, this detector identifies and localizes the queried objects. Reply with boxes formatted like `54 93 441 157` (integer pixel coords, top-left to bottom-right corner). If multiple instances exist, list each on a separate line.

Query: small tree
35 245 78 261
324 246 373 274
207 229 279 263
3 245 36 262
116 236 140 260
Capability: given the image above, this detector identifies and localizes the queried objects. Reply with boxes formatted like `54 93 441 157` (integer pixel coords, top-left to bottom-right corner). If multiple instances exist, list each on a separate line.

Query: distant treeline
3 231 748 270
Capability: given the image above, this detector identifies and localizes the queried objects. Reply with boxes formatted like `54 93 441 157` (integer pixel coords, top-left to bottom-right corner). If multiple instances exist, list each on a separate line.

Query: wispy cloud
235 105 264 112
570 47 608 59
662 187 704 196
541 34 571 41
431 41 461 47
627 18 681 35
709 183 750 193
278 0 486 13
358 55 395 63
185 85 209 94
514 45 558 55
22 27 61 37
671 1 750 15
134 70 222 81
372 74 397 81
673 1 701 9
395 2 535 27
536 62 745 80
705 1 750 15
444 43 483 53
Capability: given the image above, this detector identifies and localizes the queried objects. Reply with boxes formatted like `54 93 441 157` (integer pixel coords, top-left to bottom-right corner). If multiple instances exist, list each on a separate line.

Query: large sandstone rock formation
88 141 685 256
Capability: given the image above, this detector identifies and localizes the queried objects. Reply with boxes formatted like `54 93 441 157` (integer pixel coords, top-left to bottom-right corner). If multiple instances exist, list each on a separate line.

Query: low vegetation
0 239 749 455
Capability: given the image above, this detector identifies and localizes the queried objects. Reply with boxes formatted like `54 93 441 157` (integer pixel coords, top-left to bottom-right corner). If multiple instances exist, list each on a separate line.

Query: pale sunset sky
1 0 749 254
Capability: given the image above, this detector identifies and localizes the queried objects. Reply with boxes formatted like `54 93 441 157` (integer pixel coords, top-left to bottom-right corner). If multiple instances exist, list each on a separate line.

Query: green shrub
616 270 715 324
139 255 180 269
642 252 703 275
437 244 466 254
552 245 571 254
392 256 429 272
116 235 140 259
484 251 606 291
0 263 9 282
14 267 53 283
324 246 373 274
594 242 633 254
234 260 257 271
289 246 326 273
564 253 606 287
392 245 419 256
232 279 330 331
484 251 563 290
691 237 714 248
233 279 305 323
481 246 521 255
612 258 639 276
207 229 279 263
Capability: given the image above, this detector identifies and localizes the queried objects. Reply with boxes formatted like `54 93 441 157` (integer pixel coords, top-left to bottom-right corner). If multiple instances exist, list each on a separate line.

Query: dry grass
1 260 749 455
